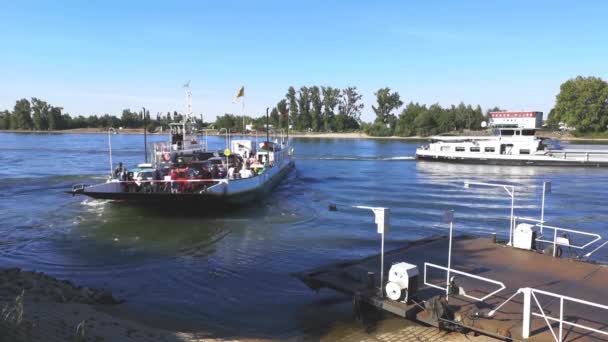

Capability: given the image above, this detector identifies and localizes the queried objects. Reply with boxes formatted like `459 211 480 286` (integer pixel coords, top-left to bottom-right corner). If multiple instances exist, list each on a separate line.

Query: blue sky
1 1 607 122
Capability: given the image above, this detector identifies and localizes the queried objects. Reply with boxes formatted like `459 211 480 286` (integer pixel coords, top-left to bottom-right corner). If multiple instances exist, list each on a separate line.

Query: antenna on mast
183 80 192 122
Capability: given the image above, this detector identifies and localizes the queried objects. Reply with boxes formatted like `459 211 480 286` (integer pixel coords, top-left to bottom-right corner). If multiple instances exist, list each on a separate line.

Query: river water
0 132 607 338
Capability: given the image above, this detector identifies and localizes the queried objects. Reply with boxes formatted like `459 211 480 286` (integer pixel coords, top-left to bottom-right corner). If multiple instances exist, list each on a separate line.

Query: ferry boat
69 85 295 208
416 126 608 166
70 123 294 208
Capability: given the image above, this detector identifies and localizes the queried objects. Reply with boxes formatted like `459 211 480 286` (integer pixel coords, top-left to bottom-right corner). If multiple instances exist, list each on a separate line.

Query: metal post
522 287 532 339
553 228 558 257
508 186 515 246
446 219 453 300
541 182 546 234
353 206 389 299
266 108 270 143
380 230 385 298
143 107 148 163
559 297 564 341
108 127 113 177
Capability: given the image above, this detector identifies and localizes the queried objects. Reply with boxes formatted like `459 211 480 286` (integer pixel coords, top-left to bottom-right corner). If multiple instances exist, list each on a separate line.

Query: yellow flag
233 86 244 103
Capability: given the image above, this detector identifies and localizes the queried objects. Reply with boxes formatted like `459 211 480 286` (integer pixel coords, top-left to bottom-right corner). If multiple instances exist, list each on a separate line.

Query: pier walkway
297 236 608 341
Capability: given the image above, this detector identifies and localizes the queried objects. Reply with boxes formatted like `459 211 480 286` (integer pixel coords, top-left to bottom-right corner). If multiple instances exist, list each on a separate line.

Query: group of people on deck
113 151 271 194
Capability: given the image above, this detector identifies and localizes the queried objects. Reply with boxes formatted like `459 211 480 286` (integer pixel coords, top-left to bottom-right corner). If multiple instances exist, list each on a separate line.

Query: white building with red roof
489 111 543 129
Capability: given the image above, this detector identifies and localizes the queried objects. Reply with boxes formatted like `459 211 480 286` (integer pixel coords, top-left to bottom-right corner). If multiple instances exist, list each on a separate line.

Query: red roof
490 111 541 118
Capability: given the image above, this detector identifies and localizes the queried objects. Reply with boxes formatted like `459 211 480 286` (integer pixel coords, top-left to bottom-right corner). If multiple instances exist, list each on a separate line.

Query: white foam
81 199 111 207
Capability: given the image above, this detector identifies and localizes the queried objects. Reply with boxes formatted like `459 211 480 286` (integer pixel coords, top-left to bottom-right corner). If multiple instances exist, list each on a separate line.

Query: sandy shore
0 267 496 342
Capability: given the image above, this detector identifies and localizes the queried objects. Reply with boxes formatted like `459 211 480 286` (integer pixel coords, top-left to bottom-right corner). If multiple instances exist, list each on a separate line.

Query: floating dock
296 236 608 341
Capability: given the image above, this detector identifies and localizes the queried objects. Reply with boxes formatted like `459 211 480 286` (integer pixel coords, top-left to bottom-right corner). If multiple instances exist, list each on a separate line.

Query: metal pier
296 236 608 341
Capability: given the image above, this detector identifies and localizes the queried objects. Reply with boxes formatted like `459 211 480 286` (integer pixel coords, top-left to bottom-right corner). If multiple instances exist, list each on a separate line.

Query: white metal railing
520 287 608 341
514 216 603 258
463 181 516 246
423 263 506 302
547 150 608 162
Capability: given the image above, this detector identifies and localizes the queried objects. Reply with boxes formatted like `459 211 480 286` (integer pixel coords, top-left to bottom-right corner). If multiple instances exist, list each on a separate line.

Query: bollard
367 272 375 290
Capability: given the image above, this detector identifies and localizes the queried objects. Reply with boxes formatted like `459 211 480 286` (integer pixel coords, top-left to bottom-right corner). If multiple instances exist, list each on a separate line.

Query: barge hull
416 154 608 167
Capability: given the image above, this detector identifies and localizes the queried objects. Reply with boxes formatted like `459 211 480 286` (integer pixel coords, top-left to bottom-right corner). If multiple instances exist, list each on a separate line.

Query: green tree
322 86 340 131
394 102 427 136
297 86 311 130
215 113 238 129
337 87 364 131
0 110 10 130
310 86 322 132
435 105 455 133
12 99 33 130
48 106 63 129
413 108 437 136
453 102 468 130
372 87 402 132
549 76 608 132
277 99 289 130
286 87 298 131
31 98 50 130
270 107 280 128
470 105 484 130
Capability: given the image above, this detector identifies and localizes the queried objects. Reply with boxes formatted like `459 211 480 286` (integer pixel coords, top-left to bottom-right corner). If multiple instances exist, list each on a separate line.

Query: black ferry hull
71 161 295 208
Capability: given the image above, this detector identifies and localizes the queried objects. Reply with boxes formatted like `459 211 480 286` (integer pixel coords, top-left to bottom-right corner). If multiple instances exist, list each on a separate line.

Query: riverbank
0 128 421 139
3 128 608 141
0 267 494 342
0 267 284 342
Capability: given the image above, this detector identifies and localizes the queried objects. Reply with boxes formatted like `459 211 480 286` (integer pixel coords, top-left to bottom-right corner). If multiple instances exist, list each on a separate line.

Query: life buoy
163 152 171 161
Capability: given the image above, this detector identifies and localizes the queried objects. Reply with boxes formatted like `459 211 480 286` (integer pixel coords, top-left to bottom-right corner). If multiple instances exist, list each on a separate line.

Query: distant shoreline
2 128 608 141
0 128 425 140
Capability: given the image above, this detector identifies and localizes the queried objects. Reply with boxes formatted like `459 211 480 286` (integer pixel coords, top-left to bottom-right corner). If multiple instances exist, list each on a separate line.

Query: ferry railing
514 216 602 258
464 181 516 245
547 150 608 161
423 263 506 302
520 287 608 341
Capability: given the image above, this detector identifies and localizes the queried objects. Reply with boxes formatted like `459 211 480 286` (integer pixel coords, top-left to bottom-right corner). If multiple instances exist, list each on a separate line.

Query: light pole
444 210 454 300
464 181 516 245
353 205 390 298
142 107 148 163
108 127 116 177
540 181 551 234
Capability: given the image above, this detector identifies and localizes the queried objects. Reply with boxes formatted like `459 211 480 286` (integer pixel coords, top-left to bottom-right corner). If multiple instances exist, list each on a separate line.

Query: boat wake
81 199 112 207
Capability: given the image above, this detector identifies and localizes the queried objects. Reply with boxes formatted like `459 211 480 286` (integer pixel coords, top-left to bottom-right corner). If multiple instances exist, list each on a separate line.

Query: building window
520 149 530 155
485 147 496 153
470 147 480 152
455 146 465 152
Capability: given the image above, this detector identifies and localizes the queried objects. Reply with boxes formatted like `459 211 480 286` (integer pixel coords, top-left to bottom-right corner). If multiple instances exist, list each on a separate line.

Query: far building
489 111 543 129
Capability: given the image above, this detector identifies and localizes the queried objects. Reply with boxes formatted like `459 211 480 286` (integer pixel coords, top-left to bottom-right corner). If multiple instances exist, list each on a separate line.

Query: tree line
3 76 606 136
215 86 365 132
363 87 491 136
0 97 205 131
